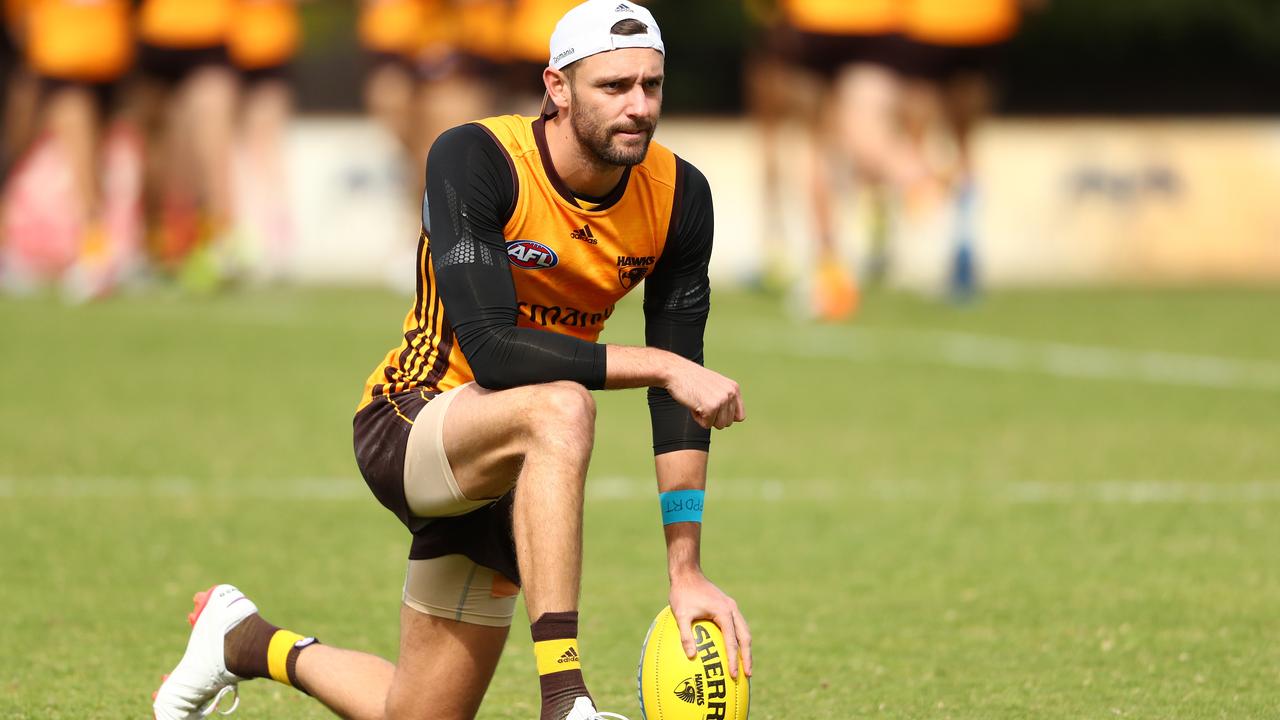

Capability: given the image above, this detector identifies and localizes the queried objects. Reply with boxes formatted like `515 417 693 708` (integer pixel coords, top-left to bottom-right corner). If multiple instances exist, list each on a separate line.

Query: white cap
548 0 664 71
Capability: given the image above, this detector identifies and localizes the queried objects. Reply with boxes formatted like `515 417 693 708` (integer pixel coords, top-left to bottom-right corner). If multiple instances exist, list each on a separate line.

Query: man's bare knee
523 381 595 440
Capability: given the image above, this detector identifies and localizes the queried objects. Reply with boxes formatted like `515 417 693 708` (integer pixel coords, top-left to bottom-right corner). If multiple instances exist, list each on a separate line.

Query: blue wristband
659 489 704 525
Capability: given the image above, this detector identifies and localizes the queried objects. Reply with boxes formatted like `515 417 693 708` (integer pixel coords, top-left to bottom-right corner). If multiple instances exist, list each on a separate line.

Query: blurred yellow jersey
358 0 451 57
229 0 301 70
138 0 234 48
904 0 1019 46
25 0 133 81
781 0 904 36
507 0 579 65
453 0 507 61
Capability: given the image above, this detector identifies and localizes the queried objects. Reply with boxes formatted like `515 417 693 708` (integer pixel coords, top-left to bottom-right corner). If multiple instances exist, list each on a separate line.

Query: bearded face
567 96 657 167
559 48 664 168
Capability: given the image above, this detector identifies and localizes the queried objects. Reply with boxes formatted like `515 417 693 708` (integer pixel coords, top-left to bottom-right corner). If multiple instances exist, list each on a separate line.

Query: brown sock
223 613 316 694
531 611 591 720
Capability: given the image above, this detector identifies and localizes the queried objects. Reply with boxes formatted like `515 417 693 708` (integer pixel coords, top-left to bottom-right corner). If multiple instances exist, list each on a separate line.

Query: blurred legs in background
229 0 302 281
363 57 415 155
803 81 861 321
1 0 138 299
830 60 927 287
743 28 798 295
135 0 240 290
900 0 1020 302
1 7 40 187
413 64 496 180
772 0 920 321
235 71 295 279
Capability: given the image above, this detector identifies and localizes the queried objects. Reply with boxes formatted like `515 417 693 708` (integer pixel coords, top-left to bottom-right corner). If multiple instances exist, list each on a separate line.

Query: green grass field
2 285 1279 719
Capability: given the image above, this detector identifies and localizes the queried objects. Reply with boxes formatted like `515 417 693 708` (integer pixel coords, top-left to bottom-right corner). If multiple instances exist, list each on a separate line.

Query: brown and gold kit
358 114 678 413
353 113 713 626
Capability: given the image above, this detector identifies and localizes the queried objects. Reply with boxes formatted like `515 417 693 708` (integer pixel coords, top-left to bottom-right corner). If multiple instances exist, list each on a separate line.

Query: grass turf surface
2 286 1279 719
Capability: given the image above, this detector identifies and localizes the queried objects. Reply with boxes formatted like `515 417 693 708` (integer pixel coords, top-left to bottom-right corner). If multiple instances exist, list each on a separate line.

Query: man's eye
603 82 621 90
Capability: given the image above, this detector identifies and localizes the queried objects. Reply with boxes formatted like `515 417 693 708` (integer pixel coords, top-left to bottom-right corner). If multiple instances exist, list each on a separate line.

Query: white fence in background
282 117 1280 291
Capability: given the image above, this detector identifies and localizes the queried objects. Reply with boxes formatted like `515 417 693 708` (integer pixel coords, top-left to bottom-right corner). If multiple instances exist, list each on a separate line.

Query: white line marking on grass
0 474 830 503
743 327 1280 392
4 475 1280 504
585 475 821 502
1008 480 1280 504
0 476 368 500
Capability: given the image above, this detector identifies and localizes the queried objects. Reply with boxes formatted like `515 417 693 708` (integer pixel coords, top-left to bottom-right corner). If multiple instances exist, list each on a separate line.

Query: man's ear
544 66 572 113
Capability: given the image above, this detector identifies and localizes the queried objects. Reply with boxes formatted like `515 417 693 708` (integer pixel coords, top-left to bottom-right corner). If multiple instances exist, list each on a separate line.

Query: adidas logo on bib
570 225 597 245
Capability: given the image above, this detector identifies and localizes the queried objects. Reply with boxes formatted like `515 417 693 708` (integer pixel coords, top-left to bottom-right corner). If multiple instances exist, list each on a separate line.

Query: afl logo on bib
507 240 559 269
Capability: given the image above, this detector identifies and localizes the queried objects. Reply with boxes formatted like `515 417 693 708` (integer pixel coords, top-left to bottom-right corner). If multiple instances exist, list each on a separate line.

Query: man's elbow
455 326 516 389
466 355 515 390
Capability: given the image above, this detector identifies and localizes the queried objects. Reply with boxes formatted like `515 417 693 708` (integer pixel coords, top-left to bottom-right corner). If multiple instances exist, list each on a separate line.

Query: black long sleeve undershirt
426 124 607 390
644 159 713 454
424 122 713 453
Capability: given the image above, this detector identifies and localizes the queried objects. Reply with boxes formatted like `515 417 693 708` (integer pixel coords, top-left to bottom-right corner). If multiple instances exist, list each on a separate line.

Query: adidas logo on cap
615 3 633 11
557 647 580 664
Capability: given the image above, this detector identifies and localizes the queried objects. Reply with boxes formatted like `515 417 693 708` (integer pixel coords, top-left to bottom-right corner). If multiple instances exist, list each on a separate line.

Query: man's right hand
664 360 745 430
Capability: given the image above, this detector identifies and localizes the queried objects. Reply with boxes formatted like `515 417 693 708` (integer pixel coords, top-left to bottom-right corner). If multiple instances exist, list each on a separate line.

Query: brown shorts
778 29 912 80
896 40 1009 83
138 42 231 86
353 386 521 624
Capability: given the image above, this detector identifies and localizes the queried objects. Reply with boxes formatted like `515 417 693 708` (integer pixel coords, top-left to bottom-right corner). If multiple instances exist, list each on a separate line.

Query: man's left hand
668 571 753 680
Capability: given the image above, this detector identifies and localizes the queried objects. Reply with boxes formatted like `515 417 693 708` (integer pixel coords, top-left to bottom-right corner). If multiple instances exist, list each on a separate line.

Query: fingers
687 380 743 430
713 400 734 430
674 609 697 658
720 381 744 428
716 612 740 679
732 606 753 677
711 382 742 430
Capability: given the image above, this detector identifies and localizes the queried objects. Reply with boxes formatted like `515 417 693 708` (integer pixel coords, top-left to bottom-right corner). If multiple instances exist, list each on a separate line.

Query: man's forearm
603 344 689 391
656 449 709 580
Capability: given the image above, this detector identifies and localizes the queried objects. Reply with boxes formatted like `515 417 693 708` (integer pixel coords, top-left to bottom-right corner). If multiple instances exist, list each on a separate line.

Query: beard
569 104 657 167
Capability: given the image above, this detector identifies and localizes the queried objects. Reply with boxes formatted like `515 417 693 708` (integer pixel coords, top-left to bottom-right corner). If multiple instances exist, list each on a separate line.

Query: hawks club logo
617 255 655 289
507 240 558 269
673 675 704 706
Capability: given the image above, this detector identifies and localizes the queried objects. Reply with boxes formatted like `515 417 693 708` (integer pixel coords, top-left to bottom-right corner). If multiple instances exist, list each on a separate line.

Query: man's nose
623 85 650 118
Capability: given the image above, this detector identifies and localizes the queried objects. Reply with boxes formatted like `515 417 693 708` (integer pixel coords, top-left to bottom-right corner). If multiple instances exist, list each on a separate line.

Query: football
637 606 749 720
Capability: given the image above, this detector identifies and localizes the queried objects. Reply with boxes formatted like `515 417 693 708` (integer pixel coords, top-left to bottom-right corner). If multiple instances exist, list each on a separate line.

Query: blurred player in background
1 0 36 184
1 0 139 298
135 0 239 289
229 0 302 279
417 0 501 155
358 0 498 199
358 0 429 159
770 0 923 321
899 0 1027 301
504 0 581 113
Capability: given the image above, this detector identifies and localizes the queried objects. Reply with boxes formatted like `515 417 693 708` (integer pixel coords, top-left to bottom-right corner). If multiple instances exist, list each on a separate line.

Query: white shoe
564 696 631 720
153 584 258 719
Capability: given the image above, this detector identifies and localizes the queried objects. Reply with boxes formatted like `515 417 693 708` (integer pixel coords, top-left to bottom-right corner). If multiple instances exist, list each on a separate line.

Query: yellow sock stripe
267 630 306 686
534 638 581 676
